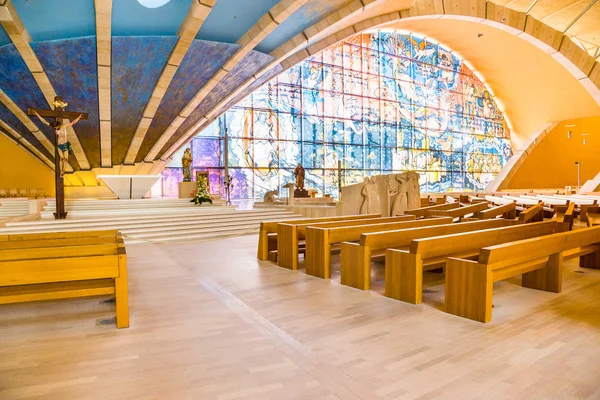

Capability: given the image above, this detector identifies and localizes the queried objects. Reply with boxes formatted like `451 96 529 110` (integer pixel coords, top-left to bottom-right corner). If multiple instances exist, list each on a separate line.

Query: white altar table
97 175 161 199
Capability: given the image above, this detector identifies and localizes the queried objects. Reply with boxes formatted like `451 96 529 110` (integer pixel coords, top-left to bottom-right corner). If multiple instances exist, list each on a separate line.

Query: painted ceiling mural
163 31 512 199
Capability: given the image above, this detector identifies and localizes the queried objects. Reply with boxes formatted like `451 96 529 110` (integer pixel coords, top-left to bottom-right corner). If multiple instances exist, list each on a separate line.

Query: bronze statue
294 163 305 189
182 148 193 182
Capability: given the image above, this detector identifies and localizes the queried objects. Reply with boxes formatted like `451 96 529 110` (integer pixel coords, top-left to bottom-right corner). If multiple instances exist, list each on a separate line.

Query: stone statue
390 172 421 215
294 163 305 189
182 148 193 182
263 189 279 203
360 176 378 214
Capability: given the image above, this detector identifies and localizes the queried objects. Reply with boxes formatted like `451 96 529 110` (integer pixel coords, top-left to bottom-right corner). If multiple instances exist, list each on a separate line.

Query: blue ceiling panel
113 0 193 36
32 38 101 169
137 39 240 163
0 101 54 161
256 0 349 54
160 50 273 157
111 36 178 164
196 0 279 44
0 44 55 144
0 25 11 48
12 0 95 42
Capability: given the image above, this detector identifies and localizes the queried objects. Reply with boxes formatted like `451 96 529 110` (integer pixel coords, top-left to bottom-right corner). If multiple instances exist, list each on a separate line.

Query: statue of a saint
294 163 305 189
182 148 193 182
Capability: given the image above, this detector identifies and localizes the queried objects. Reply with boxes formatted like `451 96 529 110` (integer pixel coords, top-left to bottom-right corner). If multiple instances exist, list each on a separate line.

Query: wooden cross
28 96 88 220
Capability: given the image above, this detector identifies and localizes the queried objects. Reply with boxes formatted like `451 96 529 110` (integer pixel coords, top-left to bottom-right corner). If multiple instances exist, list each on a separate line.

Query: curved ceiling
381 17 600 150
0 0 599 180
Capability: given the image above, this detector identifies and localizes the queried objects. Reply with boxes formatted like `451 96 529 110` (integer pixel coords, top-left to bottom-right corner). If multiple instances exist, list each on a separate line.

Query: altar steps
41 198 231 218
0 199 30 217
0 208 302 245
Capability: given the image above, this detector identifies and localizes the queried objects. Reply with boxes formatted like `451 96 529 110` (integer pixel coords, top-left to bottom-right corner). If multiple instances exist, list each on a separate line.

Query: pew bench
257 214 381 261
0 230 129 328
403 202 460 218
552 202 575 231
304 217 453 279
427 202 490 220
475 202 517 220
445 225 600 323
339 219 516 291
517 202 544 223
384 221 557 304
277 215 415 270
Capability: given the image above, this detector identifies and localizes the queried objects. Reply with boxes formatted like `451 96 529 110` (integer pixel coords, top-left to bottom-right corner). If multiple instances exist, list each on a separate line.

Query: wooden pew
340 219 515 291
445 225 600 323
385 221 557 304
257 214 381 260
587 206 600 227
474 202 516 220
427 202 490 220
552 202 575 231
403 202 460 218
0 230 129 328
518 202 544 223
304 217 453 279
277 215 415 270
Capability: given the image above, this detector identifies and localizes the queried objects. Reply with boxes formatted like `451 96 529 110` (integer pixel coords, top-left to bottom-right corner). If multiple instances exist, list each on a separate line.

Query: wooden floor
2 234 600 400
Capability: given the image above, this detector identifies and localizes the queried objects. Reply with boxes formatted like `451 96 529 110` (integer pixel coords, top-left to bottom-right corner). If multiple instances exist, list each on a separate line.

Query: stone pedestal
294 188 309 198
178 182 197 199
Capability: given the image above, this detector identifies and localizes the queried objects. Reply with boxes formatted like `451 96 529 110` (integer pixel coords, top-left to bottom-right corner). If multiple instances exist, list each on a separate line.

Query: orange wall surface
0 134 55 196
507 117 600 189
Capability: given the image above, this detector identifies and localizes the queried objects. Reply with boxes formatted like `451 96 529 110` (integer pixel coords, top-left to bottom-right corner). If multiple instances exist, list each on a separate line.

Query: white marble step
40 206 238 219
3 211 299 233
123 215 301 244
6 209 279 228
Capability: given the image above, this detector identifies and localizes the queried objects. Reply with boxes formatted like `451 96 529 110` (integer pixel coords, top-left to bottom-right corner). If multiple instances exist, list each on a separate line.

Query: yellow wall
0 134 55 196
507 117 600 189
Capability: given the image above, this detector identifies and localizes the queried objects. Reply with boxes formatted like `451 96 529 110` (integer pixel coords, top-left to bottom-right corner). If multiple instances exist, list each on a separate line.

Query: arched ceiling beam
0 0 89 170
162 0 600 161
161 0 385 160
0 119 53 169
144 0 309 162
122 0 217 165
563 0 598 34
95 0 113 168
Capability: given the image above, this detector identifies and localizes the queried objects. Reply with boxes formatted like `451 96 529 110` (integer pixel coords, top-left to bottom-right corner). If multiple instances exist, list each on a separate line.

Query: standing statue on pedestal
294 163 305 189
182 148 193 182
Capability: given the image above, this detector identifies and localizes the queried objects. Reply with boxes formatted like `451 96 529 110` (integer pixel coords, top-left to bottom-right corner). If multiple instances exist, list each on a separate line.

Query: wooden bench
427 202 490 220
587 206 600 227
385 221 557 304
517 202 544 223
304 217 453 279
0 230 129 328
552 202 575 231
339 219 516 291
474 202 516 220
445 225 600 322
403 203 460 218
257 214 381 260
277 215 415 270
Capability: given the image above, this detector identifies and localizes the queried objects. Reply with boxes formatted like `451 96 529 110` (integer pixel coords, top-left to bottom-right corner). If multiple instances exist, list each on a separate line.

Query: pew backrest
260 214 382 234
427 202 489 218
360 218 516 250
518 202 544 223
479 225 600 267
410 221 557 260
404 202 460 217
323 217 453 244
475 202 516 219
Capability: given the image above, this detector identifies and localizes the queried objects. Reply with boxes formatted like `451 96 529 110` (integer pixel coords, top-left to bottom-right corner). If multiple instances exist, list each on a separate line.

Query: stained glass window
162 31 512 198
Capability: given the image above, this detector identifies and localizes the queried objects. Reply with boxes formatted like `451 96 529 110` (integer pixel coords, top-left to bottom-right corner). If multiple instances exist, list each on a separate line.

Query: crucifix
28 96 87 219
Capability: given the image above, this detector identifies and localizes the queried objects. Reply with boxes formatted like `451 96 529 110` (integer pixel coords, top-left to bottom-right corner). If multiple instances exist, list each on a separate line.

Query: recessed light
137 0 171 9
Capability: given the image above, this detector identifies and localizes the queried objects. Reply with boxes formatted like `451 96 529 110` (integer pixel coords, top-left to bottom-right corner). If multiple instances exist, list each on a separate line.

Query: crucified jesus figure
31 105 84 177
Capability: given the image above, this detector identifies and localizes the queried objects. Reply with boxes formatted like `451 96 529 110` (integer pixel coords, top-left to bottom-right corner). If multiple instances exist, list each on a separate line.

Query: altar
96 175 161 199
